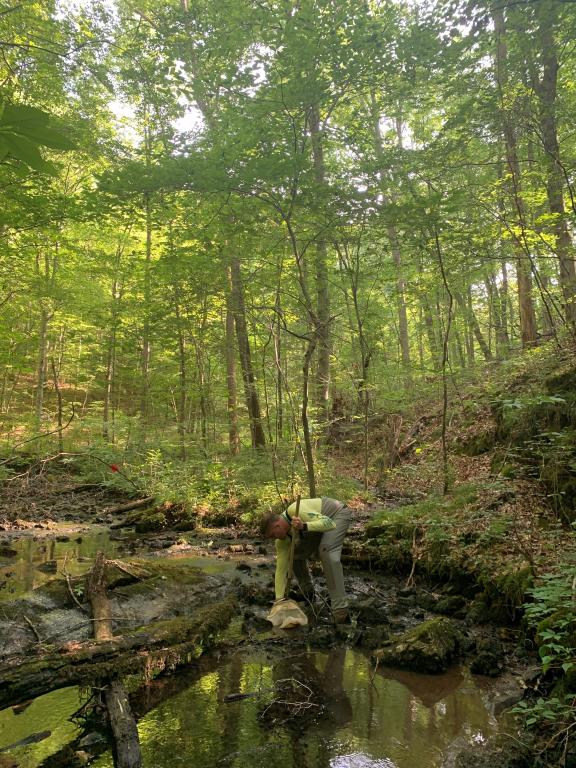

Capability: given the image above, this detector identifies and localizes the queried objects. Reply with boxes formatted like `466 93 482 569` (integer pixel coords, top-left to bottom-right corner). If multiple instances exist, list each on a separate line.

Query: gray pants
293 505 351 611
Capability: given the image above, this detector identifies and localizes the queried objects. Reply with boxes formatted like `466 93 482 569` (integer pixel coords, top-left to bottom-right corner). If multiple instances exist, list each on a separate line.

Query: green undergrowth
512 562 576 763
485 348 576 520
0 441 362 529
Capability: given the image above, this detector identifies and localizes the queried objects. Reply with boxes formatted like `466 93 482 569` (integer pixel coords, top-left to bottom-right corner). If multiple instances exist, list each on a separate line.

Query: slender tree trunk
140 189 152 424
455 292 492 361
534 0 576 326
539 273 555 335
465 287 475 365
302 338 317 497
434 231 453 495
230 257 266 448
485 271 509 357
391 235 411 372
50 359 63 453
500 259 512 345
103 262 123 443
273 284 283 442
453 328 466 369
336 243 372 488
416 253 440 369
225 269 240 455
309 105 331 420
172 288 188 458
373 102 411 379
35 308 49 428
463 311 475 366
493 5 538 347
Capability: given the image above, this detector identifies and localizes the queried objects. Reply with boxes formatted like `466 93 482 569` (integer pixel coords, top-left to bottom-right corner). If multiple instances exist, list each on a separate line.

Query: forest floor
1 344 576 766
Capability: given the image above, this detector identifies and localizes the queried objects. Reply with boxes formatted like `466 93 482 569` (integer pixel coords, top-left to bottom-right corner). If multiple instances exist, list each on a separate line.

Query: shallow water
0 528 121 600
0 686 83 767
88 649 504 768
0 536 513 767
0 529 247 601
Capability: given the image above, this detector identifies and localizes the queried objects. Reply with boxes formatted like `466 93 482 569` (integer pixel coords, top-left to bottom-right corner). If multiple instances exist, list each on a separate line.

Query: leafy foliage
0 103 75 171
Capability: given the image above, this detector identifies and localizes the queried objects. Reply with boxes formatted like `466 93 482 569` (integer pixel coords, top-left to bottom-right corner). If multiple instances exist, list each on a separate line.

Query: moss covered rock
470 651 503 677
360 625 390 650
432 595 467 617
373 617 461 673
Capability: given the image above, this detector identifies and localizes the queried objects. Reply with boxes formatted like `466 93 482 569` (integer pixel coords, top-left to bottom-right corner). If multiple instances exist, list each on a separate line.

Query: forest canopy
1 0 575 498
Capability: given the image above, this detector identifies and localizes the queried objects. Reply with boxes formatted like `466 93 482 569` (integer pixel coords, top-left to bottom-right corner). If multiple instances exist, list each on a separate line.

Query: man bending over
261 497 352 624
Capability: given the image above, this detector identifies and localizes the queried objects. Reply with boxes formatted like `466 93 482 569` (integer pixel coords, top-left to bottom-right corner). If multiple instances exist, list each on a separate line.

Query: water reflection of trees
91 651 500 768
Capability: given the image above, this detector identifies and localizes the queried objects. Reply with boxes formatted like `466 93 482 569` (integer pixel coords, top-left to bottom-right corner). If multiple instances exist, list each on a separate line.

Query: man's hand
291 516 305 531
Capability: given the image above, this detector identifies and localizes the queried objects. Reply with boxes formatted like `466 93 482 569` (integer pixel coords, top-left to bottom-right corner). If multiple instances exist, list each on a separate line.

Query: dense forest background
1 0 576 507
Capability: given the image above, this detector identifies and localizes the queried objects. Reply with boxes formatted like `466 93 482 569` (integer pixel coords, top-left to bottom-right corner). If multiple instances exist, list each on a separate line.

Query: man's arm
288 498 336 533
274 538 290 599
299 509 336 532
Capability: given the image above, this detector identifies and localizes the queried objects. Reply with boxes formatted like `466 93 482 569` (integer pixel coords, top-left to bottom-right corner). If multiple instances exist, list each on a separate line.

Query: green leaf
0 103 50 128
1 134 48 171
14 125 76 151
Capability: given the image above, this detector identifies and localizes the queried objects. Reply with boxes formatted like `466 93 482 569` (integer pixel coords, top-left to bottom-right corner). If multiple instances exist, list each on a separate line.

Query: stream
0 528 518 768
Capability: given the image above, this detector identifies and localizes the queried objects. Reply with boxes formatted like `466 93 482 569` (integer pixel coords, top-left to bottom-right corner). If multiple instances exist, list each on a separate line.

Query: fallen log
105 497 154 516
105 681 141 768
87 552 113 641
86 552 140 768
0 597 237 710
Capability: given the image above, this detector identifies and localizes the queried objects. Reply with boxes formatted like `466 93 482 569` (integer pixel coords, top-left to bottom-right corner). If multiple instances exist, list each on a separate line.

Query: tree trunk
50 359 64 453
103 255 124 442
86 555 142 767
372 102 411 379
455 292 492 361
273 286 284 441
86 552 114 641
302 337 317 496
230 257 266 448
35 308 49 429
106 682 142 768
171 283 188 458
534 0 576 326
493 5 538 348
225 272 240 454
140 189 152 424
310 104 331 420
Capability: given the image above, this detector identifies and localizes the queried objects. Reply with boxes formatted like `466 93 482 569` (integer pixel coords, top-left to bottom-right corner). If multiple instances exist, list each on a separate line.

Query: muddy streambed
0 528 521 768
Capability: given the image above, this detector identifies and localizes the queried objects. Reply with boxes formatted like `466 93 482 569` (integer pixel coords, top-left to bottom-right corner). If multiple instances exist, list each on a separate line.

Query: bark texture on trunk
86 551 114 641
455 292 492 361
493 5 538 347
310 104 331 419
534 0 576 325
86 553 142 768
225 268 240 454
230 257 266 448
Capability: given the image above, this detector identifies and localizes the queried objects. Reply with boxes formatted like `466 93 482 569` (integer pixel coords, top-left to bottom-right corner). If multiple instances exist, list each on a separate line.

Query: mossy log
86 552 141 768
87 551 113 642
0 597 236 709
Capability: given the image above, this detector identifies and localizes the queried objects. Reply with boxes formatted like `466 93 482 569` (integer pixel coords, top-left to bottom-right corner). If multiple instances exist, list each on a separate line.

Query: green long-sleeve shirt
274 497 337 600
